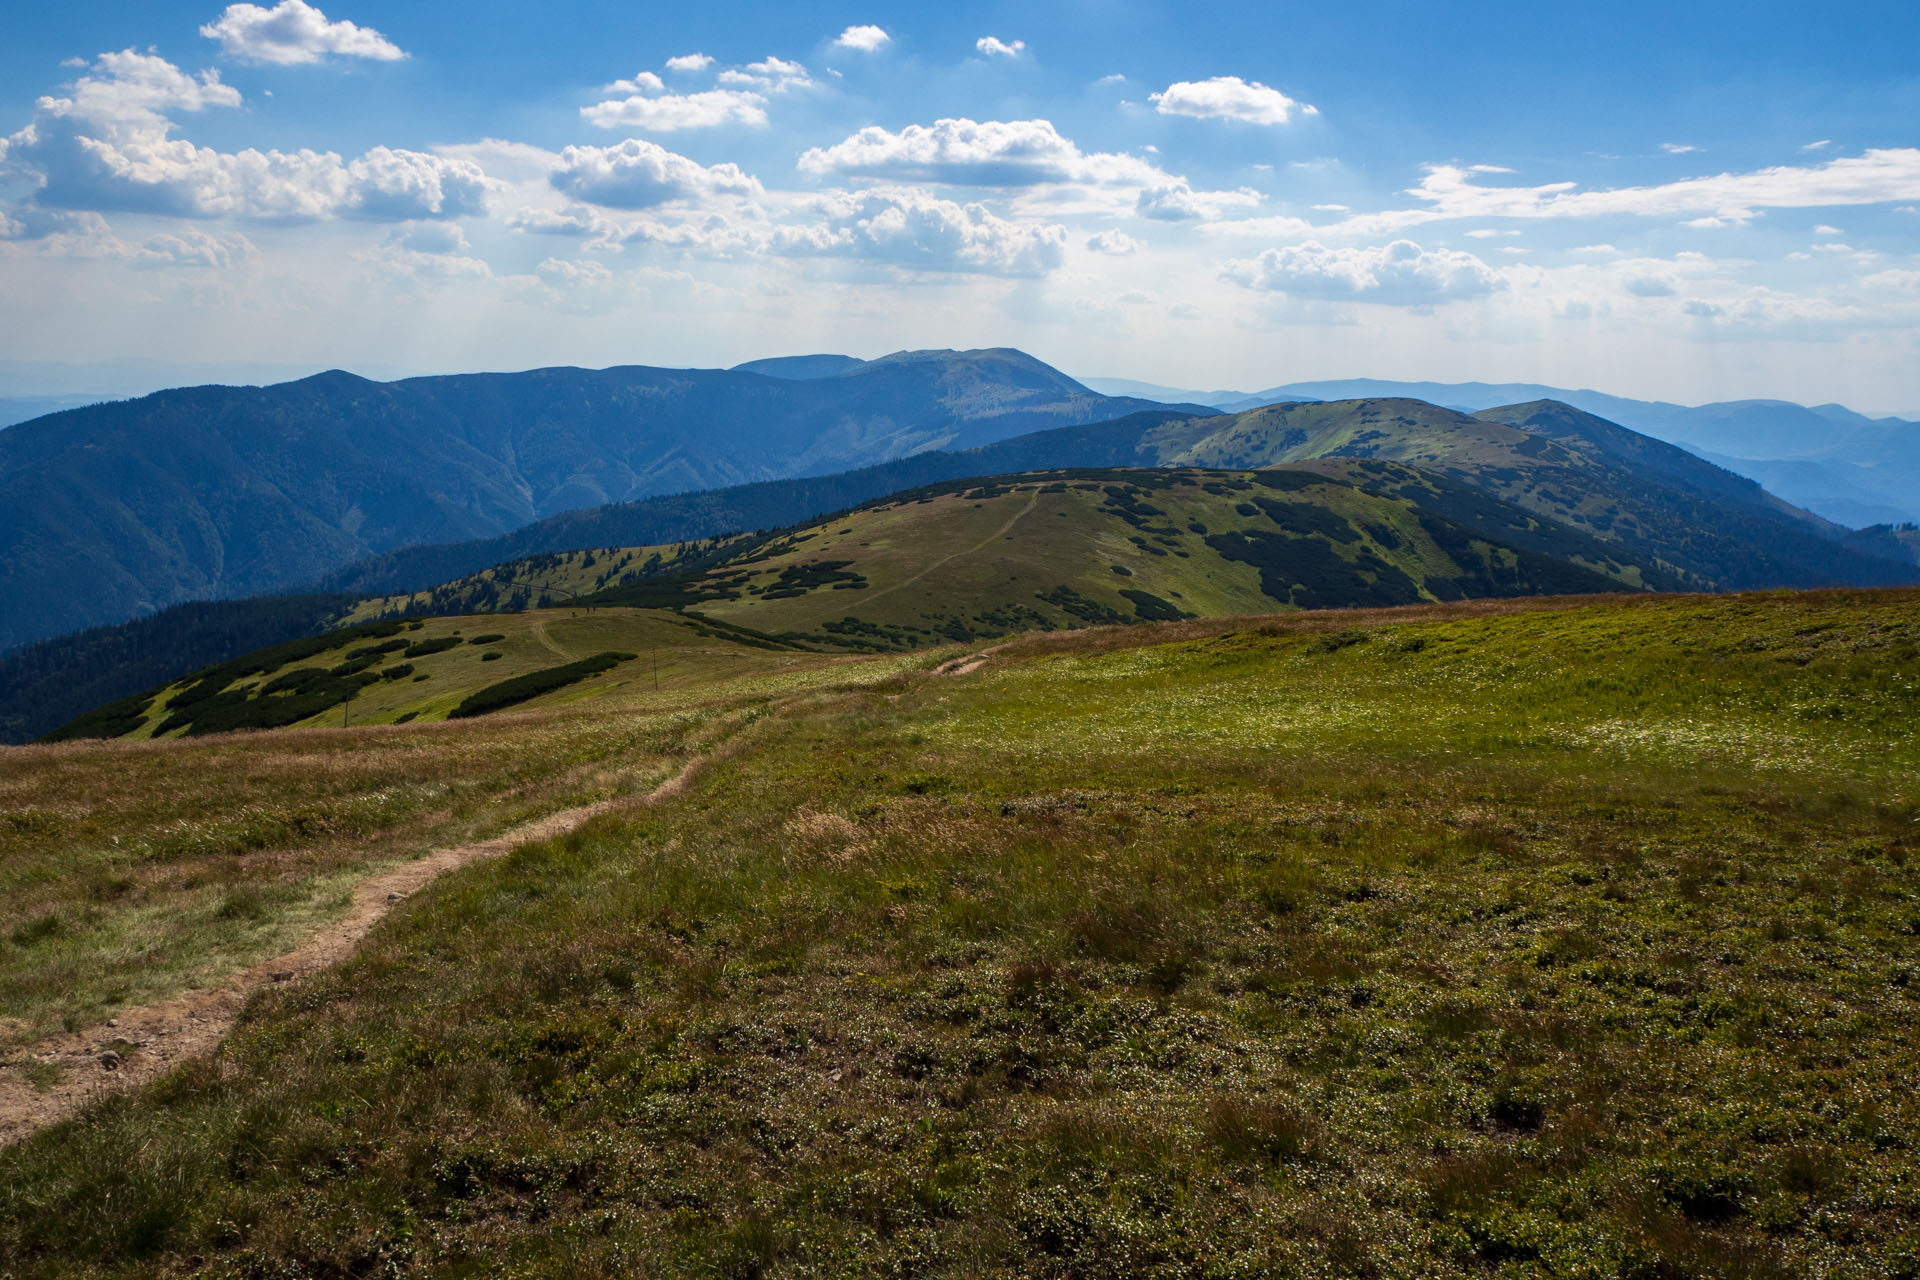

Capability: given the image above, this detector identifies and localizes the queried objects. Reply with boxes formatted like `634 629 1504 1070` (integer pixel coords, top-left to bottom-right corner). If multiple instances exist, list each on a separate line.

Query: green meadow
1 589 1916 1276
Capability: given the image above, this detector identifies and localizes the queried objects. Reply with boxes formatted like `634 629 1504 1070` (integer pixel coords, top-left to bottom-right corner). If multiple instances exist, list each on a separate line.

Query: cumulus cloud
2 50 482 220
833 25 892 52
33 48 241 128
606 70 666 95
582 56 809 132
548 139 761 210
1135 180 1260 221
717 56 814 92
1086 229 1141 255
1150 76 1315 125
976 36 1025 58
581 87 767 131
773 188 1065 275
1221 239 1503 304
797 117 1194 196
200 1 405 65
344 146 487 219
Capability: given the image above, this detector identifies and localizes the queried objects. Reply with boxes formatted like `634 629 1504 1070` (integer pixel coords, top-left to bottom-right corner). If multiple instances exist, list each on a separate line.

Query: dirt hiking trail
0 749 718 1147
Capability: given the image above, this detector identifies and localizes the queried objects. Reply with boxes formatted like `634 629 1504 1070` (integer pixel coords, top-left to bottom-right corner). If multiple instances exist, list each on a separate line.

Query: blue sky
3 1 1918 408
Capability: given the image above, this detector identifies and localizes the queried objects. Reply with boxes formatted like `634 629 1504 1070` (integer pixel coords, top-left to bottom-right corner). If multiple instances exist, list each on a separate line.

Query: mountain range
1085 374 1920 528
46 461 1642 741
0 349 1194 653
8 367 1918 741
5 346 1919 741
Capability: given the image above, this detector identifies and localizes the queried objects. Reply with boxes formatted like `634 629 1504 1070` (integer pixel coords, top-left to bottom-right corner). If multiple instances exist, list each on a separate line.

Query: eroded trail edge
0 748 719 1147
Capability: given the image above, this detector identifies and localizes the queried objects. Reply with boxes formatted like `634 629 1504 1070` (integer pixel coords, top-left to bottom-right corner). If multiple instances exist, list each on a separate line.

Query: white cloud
664 53 714 74
1222 239 1503 304
798 117 1162 188
1660 143 1699 155
976 37 1025 58
716 57 813 93
1134 180 1260 222
536 256 614 287
1802 139 1832 151
548 139 761 210
773 187 1065 276
1403 148 1920 224
345 146 487 219
2 50 482 221
1683 300 1723 317
507 202 625 249
1085 229 1141 255
833 25 891 52
606 70 666 95
1149 76 1314 126
1861 268 1920 292
355 222 491 282
584 56 809 132
37 48 241 129
581 87 767 131
368 249 490 282
200 1 405 65
1192 213 1316 240
1813 224 1841 236
133 229 257 269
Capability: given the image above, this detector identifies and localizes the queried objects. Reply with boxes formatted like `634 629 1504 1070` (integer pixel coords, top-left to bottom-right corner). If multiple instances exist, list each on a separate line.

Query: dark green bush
447 653 636 720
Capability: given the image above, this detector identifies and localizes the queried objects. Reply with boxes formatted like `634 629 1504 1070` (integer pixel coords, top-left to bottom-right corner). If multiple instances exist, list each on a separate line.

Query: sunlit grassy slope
2 588 1917 1276
1117 399 1912 590
369 463 1659 636
53 464 1650 742
82 608 845 741
1 630 899 1046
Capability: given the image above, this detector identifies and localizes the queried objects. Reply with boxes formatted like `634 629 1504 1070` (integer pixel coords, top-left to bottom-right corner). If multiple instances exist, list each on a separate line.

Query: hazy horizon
3 1 1918 411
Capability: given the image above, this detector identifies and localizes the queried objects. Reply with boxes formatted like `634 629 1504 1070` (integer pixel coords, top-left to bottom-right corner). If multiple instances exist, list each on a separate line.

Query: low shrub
447 652 637 719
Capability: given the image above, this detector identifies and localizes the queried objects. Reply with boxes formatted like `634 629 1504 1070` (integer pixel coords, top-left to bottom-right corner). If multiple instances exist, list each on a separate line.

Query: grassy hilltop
1 588 1917 1276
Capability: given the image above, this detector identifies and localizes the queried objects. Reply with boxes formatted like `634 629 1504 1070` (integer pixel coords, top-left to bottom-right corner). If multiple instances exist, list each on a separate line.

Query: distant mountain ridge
4 342 1912 664
0 349 1199 652
6 392 1915 743
1081 373 1920 527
